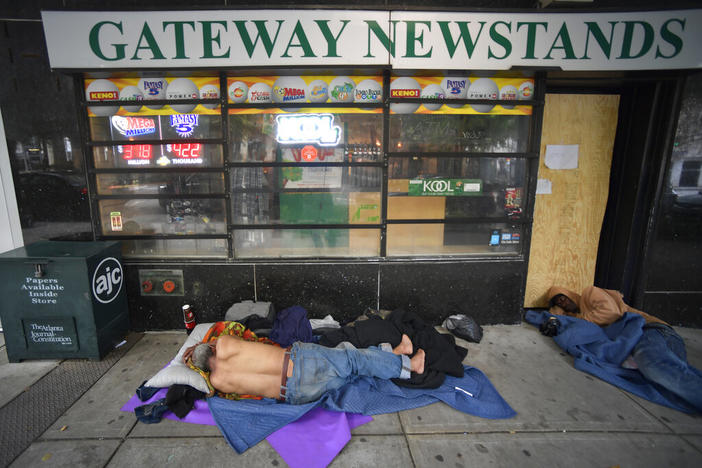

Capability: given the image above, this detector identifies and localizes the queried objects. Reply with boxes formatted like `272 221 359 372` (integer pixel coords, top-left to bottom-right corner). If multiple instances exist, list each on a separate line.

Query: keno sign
41 9 702 71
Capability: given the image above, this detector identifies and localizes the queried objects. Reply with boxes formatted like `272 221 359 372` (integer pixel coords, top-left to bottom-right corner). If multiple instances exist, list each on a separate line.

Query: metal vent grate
0 334 142 467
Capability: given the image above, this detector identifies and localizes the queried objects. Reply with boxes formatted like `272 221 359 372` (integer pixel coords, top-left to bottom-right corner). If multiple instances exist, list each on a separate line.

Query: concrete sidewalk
1 323 701 467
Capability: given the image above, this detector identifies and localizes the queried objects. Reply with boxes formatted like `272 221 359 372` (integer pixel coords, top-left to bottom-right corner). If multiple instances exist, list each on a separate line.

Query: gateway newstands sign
41 9 702 71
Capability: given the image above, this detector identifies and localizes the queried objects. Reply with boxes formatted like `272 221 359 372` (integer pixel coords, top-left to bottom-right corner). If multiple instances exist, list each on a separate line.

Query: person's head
191 342 216 372
549 293 580 314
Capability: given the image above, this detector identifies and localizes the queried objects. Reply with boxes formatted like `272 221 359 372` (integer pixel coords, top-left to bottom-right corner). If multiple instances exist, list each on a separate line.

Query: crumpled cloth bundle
442 314 483 343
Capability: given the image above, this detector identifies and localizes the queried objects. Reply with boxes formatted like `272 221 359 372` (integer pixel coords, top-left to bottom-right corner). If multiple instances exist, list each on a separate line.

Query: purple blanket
121 391 371 467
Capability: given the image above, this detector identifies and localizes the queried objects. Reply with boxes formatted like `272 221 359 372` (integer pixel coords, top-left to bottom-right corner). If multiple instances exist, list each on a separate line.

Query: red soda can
183 304 196 334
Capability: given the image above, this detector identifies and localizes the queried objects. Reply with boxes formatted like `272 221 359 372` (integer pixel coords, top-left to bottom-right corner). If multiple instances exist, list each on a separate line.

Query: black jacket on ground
317 309 467 388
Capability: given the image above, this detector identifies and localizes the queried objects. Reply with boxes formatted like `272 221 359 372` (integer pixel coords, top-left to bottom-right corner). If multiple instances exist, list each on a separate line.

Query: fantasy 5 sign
41 9 702 71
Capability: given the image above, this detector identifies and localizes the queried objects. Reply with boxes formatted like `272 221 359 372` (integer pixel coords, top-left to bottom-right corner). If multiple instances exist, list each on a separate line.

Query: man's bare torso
209 335 289 399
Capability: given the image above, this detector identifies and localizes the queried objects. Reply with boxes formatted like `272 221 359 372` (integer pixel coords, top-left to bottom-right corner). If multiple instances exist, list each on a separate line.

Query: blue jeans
284 342 411 405
632 324 702 412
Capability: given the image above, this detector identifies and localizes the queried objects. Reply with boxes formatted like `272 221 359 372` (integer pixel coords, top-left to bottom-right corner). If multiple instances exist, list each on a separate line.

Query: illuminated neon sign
275 113 341 147
170 114 199 137
111 116 156 137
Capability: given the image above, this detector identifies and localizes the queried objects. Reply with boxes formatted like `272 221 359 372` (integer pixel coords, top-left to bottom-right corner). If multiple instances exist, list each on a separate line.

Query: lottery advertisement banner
226 75 383 114
84 76 220 117
389 75 533 115
226 75 533 115
85 74 533 117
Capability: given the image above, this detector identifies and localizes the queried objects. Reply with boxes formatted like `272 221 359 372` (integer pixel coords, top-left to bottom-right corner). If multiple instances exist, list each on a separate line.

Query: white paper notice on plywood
536 178 552 194
545 144 579 170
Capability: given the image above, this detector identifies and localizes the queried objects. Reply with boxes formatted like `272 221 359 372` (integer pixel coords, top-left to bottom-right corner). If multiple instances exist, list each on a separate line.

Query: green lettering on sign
131 22 166 60
438 21 486 59
656 18 685 59
162 21 195 59
488 21 512 60
517 22 548 59
403 21 432 58
618 21 654 59
234 20 284 58
365 20 398 57
282 20 316 58
408 178 483 197
200 21 230 59
581 21 618 59
314 20 350 58
89 21 126 61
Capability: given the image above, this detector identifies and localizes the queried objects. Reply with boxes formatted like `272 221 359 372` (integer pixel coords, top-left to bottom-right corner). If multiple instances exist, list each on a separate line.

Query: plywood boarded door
524 94 620 307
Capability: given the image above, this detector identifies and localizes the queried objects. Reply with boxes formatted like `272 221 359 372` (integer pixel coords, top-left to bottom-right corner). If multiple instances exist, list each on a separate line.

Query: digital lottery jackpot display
116 141 203 167
107 114 206 167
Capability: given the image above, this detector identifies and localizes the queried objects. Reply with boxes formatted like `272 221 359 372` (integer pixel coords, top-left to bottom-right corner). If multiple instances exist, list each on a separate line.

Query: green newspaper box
0 241 129 362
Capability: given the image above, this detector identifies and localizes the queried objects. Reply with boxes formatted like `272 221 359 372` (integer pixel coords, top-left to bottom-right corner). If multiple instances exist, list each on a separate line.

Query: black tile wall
380 261 525 326
124 264 255 331
255 263 379 324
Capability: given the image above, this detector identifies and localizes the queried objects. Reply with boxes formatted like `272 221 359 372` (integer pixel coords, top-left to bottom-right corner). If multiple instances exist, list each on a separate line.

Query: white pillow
144 322 214 394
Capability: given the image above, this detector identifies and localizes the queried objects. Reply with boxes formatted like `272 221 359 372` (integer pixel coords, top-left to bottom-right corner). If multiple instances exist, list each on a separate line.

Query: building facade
1 1 700 329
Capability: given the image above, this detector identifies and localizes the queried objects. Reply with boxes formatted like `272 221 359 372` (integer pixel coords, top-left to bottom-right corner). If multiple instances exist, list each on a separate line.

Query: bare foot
410 348 425 374
392 334 413 355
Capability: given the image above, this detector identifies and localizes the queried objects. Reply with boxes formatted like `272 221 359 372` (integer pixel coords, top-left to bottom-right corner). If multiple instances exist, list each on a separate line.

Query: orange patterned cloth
187 321 279 399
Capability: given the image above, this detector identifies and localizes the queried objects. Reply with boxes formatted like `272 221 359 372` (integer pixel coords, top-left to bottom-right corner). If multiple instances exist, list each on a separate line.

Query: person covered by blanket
182 321 425 405
544 285 702 412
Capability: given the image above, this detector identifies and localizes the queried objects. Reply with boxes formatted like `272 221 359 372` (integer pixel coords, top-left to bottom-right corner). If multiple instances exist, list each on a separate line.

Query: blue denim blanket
209 365 516 453
525 309 693 413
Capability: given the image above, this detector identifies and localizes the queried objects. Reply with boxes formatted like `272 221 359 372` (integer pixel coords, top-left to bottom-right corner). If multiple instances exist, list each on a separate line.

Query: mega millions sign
42 9 702 71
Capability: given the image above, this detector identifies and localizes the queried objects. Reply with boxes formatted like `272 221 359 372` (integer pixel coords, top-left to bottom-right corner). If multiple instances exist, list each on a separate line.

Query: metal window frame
77 71 544 261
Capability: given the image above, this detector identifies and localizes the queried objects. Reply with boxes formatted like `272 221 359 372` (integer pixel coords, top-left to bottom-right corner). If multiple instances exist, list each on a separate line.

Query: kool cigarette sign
41 9 702 71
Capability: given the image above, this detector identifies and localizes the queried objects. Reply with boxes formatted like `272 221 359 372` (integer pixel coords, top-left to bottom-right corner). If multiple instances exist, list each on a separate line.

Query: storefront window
388 157 526 220
83 72 536 259
97 198 226 236
95 173 225 196
389 114 530 153
385 74 533 257
229 113 383 162
387 223 522 256
121 239 227 258
3 23 89 243
648 71 702 289
84 76 228 257
233 229 380 258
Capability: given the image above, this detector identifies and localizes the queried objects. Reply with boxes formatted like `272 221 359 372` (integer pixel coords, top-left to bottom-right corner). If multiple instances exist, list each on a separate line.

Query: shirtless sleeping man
183 333 425 405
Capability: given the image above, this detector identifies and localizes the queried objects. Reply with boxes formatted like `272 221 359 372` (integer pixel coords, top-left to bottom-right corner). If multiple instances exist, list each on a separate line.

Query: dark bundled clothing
136 380 161 401
270 305 315 347
135 399 168 424
166 384 207 418
134 384 206 423
317 309 467 388
239 314 274 337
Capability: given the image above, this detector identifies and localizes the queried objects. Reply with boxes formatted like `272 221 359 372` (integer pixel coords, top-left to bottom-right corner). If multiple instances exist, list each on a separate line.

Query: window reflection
98 199 226 236
389 114 530 153
387 223 522 256
388 157 525 220
95 173 224 196
229 113 383 162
